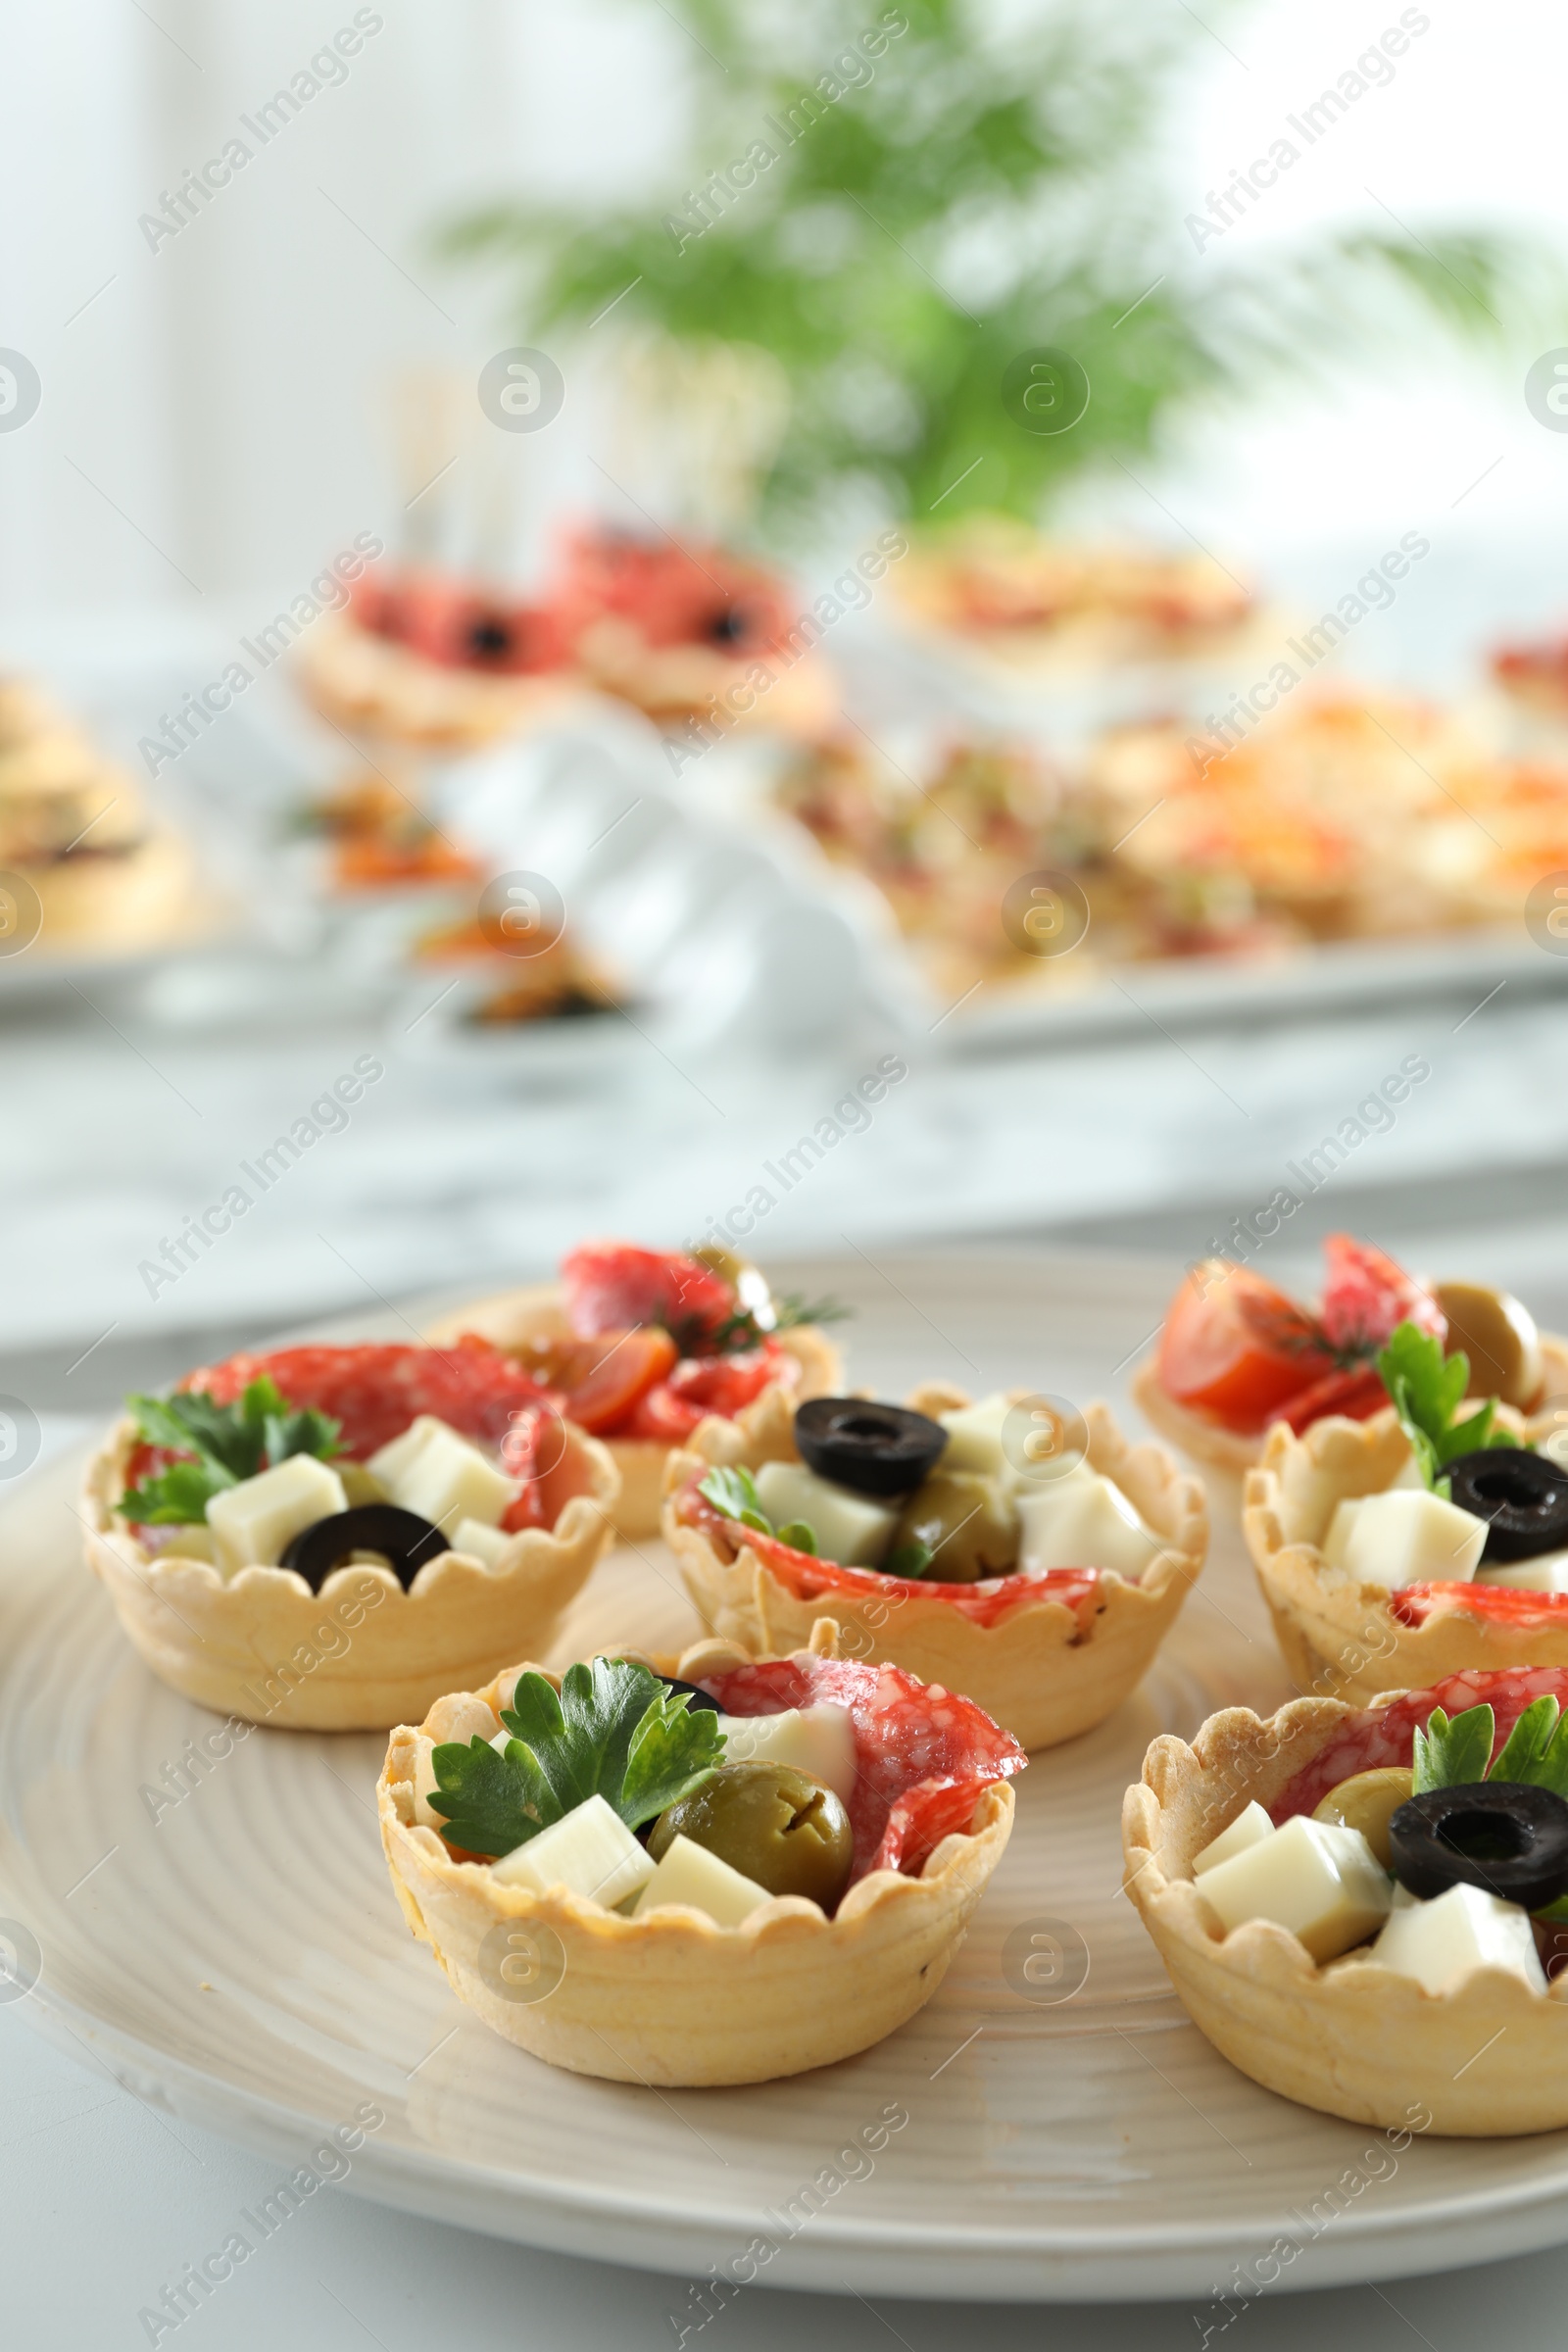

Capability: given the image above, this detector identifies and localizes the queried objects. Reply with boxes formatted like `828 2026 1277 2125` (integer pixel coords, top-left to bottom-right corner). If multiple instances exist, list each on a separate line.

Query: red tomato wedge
555 1326 677 1434
1317 1233 1444 1358
1274 1363 1389 1432
1156 1262 1335 1434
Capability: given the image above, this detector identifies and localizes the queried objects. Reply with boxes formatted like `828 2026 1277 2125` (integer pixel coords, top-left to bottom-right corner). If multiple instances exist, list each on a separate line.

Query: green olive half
890 1469 1018 1583
649 1762 854 1911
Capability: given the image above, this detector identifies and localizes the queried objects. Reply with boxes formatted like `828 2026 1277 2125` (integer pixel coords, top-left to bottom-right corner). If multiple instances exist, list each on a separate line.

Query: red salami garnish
1317 1234 1444 1360
1391 1581 1568 1632
181 1337 552 1461
561 1241 736 1348
675 1480 1102 1631
1271 1666 1568 1823
698 1650 1025 1880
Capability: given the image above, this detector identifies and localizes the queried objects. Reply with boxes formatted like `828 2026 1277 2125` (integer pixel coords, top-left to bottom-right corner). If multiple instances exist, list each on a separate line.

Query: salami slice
182 1337 553 1460
561 1242 736 1348
1271 1665 1568 1824
676 1483 1102 1632
698 1650 1025 1882
1392 1581 1568 1634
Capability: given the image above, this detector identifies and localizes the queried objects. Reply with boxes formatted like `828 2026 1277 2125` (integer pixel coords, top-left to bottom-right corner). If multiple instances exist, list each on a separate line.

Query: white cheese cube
368 1414 515 1533
207 1453 349 1575
1195 1814 1393 1963
490 1792 655 1909
1321 1489 1485 1589
633 1833 772 1927
753 1460 897 1566
1014 1472 1159 1581
712 1704 858 1808
938 1393 1014 1479
1391 1455 1427 1491
451 1516 516 1569
1476 1550 1568 1592
1194 1800 1274 1878
1369 1881 1545 1996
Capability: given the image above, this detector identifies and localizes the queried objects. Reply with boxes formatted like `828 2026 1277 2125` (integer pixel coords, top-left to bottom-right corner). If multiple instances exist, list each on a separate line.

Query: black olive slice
278 1504 451 1593
1446 1446 1568 1562
794 1396 948 1497
1388 1782 1568 1911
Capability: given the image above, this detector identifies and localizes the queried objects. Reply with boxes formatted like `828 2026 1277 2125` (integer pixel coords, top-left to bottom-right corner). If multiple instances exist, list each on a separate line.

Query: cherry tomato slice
1318 1233 1444 1359
557 1326 678 1434
1157 1262 1335 1434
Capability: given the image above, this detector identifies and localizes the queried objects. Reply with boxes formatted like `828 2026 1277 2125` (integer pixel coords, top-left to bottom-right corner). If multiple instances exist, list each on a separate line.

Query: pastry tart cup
296 614 572 750
1241 1403 1568 1704
1133 1332 1568 1491
81 1417 618 1732
425 1281 844 1540
377 1621 1016 2086
662 1385 1207 1750
1123 1683 1568 2134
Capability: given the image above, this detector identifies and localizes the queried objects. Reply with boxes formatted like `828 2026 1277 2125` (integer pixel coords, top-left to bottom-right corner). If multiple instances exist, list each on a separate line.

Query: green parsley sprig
120 1376 343 1525
698 1464 818 1554
1412 1694 1568 1918
1376 1321 1522 1499
427 1657 724 1858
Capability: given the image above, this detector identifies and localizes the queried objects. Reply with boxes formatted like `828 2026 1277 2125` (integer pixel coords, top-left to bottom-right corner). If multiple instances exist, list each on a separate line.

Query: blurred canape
293 771 486 897
888 514 1271 674
0 676 195 955
411 911 627 1030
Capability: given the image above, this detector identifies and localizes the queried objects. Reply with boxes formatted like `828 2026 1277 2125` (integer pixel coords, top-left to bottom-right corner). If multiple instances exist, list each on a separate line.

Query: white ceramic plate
5 1252 1568 2303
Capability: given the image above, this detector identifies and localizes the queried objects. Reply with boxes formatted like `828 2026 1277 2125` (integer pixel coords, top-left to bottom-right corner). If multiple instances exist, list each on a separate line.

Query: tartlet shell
1244 1401 1568 1703
662 1386 1207 1750
1123 1692 1568 2134
377 1626 1015 2086
424 1280 844 1539
82 1416 618 1731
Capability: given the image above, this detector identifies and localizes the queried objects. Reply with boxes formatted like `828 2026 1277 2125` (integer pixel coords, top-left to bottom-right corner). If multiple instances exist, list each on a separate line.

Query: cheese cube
712 1704 858 1808
451 1517 516 1569
1477 1550 1568 1592
1014 1472 1160 1582
368 1414 515 1532
160 1524 220 1566
1194 1800 1274 1877
1195 1814 1392 1963
632 1834 772 1927
207 1453 349 1574
1321 1489 1485 1589
938 1393 1014 1479
490 1792 655 1910
753 1460 898 1566
1369 1881 1545 1996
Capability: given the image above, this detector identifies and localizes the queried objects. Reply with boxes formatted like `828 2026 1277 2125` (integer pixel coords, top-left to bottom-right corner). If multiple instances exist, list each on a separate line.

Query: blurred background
8 0 1568 1420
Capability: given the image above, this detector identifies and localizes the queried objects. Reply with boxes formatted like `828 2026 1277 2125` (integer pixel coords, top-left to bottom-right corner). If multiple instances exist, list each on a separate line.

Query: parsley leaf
1411 1702 1495 1793
120 1376 343 1524
698 1464 819 1555
427 1657 725 1857
885 1538 935 1578
1376 1320 1522 1497
1489 1694 1568 1797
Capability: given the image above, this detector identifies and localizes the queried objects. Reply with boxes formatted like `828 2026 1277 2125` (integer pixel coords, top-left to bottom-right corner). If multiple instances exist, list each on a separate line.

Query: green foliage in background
446 0 1547 536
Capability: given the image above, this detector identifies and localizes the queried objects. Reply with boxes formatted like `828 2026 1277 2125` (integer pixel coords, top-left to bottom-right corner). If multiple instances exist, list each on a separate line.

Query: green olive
1313 1767 1413 1870
337 1461 387 1507
890 1469 1018 1583
648 1762 854 1910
